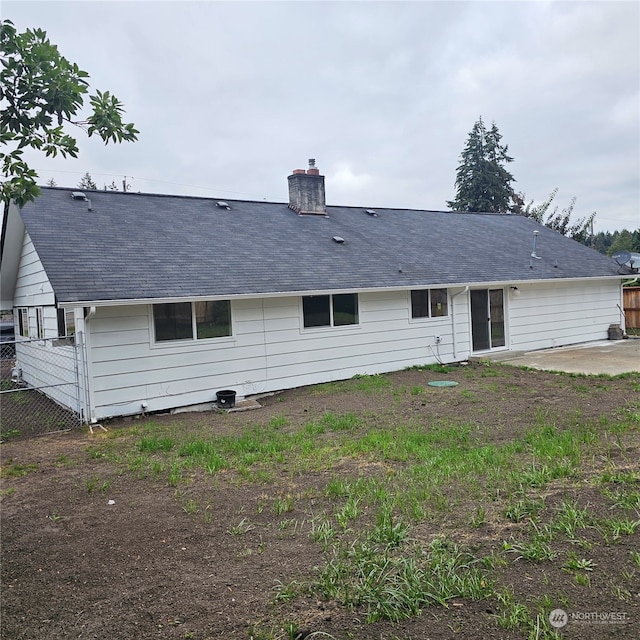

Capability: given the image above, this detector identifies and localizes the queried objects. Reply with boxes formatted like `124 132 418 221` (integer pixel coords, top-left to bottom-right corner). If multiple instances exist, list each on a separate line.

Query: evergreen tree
78 172 97 190
447 117 515 213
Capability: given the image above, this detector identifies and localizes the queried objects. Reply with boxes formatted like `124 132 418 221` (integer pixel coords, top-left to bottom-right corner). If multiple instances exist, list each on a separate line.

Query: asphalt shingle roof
19 187 621 304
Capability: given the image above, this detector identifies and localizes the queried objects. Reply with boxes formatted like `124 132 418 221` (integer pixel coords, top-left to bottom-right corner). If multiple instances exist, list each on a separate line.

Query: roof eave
57 275 623 308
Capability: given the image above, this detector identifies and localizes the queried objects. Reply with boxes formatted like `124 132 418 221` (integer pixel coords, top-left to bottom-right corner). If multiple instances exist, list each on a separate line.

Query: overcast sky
5 0 639 232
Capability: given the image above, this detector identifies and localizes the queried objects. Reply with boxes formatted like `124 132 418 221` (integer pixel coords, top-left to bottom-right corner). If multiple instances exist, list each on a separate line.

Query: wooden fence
623 286 640 329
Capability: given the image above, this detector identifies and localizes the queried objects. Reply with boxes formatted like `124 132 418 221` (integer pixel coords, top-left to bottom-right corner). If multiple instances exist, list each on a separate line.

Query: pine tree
78 172 97 190
447 117 515 213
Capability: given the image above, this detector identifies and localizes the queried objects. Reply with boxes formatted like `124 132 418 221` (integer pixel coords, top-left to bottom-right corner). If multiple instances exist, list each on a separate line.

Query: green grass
29 366 638 638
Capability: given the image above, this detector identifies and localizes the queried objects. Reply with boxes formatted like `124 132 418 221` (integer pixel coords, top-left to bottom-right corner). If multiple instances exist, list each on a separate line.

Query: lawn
1 363 639 640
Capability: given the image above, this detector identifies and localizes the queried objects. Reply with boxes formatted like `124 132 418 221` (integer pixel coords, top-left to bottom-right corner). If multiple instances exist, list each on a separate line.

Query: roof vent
71 191 88 201
216 201 231 209
365 209 378 217
332 236 345 244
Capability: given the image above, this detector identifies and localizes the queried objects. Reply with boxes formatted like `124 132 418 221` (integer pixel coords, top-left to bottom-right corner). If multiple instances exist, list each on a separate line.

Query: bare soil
1 363 639 640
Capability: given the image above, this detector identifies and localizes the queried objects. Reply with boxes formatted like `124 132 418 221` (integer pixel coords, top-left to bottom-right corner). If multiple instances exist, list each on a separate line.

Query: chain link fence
0 336 84 440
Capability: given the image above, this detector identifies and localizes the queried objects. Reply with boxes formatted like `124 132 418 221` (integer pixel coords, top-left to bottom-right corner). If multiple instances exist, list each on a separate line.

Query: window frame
18 307 28 337
35 307 45 339
409 289 449 320
151 300 233 344
301 293 359 330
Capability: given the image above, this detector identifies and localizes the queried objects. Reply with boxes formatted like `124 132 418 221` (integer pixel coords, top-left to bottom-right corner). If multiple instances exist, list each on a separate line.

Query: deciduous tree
515 188 596 244
0 20 138 207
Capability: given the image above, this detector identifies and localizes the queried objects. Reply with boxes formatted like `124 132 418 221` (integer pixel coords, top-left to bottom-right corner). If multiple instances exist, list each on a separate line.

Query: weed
602 487 640 510
228 517 255 535
0 462 38 478
273 494 294 514
469 505 486 528
494 588 531 630
0 428 21 440
504 495 546 522
598 516 639 541
139 435 175 452
552 499 592 541
309 517 337 550
182 498 199 515
85 474 110 494
563 552 594 572
504 536 557 563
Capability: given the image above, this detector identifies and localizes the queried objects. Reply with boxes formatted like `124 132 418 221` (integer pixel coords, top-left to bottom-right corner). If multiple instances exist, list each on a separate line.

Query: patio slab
471 338 640 376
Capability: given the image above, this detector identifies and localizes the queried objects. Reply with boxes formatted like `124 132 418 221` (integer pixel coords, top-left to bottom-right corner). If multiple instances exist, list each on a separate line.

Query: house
0 160 627 422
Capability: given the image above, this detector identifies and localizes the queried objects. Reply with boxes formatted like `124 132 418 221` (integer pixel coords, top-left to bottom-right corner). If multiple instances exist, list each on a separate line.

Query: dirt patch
1 363 639 640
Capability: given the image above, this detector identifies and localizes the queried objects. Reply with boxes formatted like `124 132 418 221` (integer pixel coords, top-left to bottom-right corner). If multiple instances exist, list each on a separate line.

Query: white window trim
300 293 361 332
149 301 234 347
408 289 450 322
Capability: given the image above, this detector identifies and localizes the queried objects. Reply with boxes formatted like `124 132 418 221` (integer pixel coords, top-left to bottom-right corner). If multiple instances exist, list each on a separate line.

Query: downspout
82 306 97 422
451 286 469 360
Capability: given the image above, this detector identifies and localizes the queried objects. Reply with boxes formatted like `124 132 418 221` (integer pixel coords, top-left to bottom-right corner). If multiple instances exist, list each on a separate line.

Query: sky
4 0 639 233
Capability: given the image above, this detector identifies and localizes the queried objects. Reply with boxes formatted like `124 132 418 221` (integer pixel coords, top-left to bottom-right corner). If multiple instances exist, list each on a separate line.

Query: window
57 309 76 338
153 301 232 342
154 302 194 341
18 308 28 337
303 294 359 328
36 307 44 338
195 301 231 339
411 289 448 319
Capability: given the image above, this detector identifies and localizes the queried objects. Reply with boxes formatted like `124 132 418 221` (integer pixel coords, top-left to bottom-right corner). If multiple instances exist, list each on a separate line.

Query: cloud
5 0 638 232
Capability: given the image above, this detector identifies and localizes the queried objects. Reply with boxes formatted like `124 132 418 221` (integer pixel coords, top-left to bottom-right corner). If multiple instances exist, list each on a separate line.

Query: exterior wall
12 232 55 308
507 279 622 351
87 290 466 420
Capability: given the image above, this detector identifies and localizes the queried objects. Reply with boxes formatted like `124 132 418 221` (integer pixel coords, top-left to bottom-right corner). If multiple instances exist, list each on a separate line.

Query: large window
153 301 231 342
410 289 448 319
303 294 359 328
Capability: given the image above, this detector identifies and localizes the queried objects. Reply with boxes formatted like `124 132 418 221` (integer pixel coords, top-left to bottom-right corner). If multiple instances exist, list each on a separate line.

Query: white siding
84 280 621 420
507 280 621 351
87 291 459 420
13 233 55 307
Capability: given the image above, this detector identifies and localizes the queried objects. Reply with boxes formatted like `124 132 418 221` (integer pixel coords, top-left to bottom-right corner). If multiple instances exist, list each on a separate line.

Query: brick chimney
288 159 326 215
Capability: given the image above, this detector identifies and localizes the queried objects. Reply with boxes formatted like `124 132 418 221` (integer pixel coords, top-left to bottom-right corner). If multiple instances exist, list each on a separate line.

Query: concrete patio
472 338 640 376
